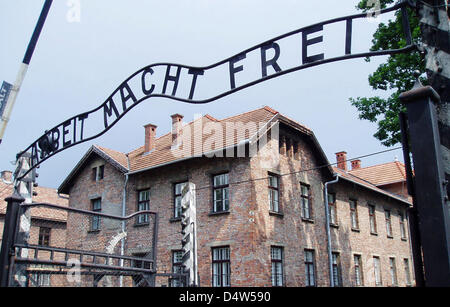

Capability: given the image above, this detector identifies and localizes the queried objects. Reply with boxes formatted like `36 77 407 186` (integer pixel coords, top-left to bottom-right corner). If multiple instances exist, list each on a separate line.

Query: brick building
0 170 69 286
58 106 414 287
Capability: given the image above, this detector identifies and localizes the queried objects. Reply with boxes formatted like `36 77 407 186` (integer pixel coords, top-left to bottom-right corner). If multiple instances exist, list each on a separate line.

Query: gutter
324 175 339 287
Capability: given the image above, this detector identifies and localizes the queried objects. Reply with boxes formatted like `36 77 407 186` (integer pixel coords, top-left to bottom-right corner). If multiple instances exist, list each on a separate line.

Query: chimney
351 159 361 170
171 114 184 147
335 151 347 171
144 124 157 153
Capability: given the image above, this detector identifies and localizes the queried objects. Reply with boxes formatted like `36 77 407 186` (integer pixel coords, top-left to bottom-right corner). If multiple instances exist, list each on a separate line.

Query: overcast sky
0 0 404 189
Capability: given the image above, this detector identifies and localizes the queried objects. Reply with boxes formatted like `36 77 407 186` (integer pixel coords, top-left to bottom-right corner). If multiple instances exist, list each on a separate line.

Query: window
268 175 280 213
170 250 185 287
91 198 101 231
385 210 393 237
92 165 104 181
300 184 312 220
373 256 382 286
304 249 316 287
328 193 337 226
331 252 342 286
399 211 407 240
349 199 359 230
404 258 412 286
132 253 151 287
174 182 188 219
389 257 398 286
212 247 230 287
271 247 284 286
213 173 229 213
369 205 377 234
354 254 364 286
137 190 150 225
38 227 51 246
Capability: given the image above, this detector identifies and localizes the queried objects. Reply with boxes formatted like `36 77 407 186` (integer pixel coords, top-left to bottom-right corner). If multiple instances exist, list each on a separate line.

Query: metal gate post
0 194 24 287
399 85 450 286
399 112 425 287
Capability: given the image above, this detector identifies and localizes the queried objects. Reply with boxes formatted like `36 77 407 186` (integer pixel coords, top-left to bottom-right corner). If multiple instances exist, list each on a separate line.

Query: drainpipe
324 175 339 287
119 154 130 287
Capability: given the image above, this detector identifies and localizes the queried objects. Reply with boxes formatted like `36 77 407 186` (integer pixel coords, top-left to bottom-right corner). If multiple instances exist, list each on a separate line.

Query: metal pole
399 112 426 287
0 194 24 287
0 0 53 144
399 85 450 286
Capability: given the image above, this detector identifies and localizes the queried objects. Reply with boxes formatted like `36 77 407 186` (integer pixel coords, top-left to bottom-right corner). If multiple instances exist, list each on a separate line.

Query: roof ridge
218 106 276 122
394 160 406 178
96 145 126 156
333 167 410 204
127 115 216 156
333 166 381 188
348 161 403 172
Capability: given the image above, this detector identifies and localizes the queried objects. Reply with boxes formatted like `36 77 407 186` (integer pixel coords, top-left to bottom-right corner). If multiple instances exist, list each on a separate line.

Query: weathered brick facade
58 107 414 287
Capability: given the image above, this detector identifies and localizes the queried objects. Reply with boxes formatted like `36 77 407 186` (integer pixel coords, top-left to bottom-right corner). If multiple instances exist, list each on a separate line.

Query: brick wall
63 125 414 287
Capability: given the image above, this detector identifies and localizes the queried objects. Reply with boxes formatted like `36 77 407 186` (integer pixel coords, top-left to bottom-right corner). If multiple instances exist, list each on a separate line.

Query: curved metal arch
16 1 416 179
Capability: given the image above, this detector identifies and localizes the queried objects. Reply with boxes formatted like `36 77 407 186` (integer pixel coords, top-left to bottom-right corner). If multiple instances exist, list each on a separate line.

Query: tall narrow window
404 258 412 286
399 211 407 240
300 184 312 219
349 199 359 230
332 252 342 287
212 247 230 287
92 165 104 181
385 209 393 238
213 173 229 213
373 256 382 286
268 175 280 213
271 247 284 286
170 251 184 287
389 257 398 286
304 249 316 287
137 190 150 225
354 254 364 286
91 198 101 231
98 165 104 180
369 205 377 234
38 227 51 247
328 193 337 226
174 182 188 219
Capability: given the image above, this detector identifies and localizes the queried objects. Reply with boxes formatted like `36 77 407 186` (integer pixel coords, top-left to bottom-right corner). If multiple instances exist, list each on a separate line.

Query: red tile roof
125 106 294 173
333 166 410 205
348 161 407 186
0 180 69 222
59 106 409 206
59 106 321 193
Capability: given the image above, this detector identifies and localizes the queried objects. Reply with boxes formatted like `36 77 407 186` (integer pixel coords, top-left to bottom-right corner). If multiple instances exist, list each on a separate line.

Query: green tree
350 0 425 146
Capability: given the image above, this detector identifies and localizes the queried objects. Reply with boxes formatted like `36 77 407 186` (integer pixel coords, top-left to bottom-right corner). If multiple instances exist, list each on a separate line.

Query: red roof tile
348 161 407 186
333 167 410 205
1 181 69 222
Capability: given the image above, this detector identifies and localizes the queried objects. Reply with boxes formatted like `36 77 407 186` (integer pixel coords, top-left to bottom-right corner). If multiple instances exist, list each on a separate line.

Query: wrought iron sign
16 1 415 178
